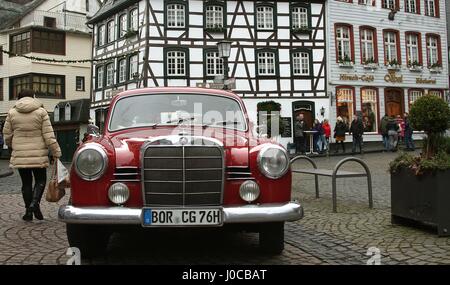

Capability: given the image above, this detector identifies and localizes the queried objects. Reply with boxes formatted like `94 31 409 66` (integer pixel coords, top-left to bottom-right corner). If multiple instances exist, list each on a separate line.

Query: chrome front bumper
58 202 304 225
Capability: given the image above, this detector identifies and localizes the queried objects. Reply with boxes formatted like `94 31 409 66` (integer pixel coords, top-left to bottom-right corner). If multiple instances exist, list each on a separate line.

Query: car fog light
239 180 260 203
108 183 130 205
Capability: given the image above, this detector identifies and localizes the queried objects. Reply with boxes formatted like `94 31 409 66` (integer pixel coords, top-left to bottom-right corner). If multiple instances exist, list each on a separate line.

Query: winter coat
322 123 331 138
404 118 413 136
2 97 62 168
294 119 307 137
380 116 389 136
386 118 399 133
334 121 348 136
349 119 364 137
312 123 323 140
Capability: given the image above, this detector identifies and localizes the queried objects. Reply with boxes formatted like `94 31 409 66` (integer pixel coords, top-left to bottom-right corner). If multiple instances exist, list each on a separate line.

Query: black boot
21 186 33 221
29 182 45 220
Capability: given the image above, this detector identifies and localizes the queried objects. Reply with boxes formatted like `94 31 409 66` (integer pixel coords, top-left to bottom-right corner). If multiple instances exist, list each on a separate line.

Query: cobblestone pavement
1 151 449 265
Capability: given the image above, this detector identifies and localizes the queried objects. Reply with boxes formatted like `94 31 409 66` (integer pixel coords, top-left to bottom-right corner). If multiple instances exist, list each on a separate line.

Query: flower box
338 61 354 68
387 64 401 71
429 66 442 73
291 27 312 34
363 63 378 70
408 65 423 72
204 27 226 33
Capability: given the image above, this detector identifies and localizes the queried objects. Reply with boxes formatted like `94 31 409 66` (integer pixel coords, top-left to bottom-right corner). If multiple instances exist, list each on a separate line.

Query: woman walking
322 119 331 153
333 116 347 153
2 89 61 221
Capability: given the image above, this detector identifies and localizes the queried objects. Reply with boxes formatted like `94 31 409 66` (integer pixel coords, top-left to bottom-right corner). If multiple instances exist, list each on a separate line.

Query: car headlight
74 144 108 181
257 145 289 179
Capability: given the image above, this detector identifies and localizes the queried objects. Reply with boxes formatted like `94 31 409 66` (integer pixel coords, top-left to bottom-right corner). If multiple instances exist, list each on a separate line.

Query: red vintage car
58 87 303 256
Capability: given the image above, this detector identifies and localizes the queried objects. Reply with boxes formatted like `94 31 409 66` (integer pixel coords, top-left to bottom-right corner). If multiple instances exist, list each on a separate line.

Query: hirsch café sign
339 71 437 85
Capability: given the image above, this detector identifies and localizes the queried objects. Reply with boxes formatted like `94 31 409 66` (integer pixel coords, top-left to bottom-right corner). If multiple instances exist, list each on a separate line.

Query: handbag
45 162 66 202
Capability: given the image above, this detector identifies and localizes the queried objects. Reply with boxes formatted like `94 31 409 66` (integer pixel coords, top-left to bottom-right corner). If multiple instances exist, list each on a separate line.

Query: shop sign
339 74 375 82
384 70 403 83
416 78 437 84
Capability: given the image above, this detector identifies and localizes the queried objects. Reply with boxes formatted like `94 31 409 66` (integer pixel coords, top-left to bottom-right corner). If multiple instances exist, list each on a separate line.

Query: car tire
66 224 110 259
259 222 285 254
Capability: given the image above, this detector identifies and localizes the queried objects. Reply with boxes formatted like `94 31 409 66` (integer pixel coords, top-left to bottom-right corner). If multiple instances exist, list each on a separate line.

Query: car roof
114 87 242 101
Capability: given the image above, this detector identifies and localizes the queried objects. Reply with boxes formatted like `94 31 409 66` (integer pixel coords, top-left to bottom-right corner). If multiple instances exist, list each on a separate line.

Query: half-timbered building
88 0 327 148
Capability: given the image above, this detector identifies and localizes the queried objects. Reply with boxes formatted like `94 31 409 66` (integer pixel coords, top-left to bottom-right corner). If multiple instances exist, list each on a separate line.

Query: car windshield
109 93 247 132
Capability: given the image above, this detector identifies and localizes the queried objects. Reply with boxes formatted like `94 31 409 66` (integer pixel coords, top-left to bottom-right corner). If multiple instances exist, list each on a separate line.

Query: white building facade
327 0 449 141
89 0 327 148
0 0 101 118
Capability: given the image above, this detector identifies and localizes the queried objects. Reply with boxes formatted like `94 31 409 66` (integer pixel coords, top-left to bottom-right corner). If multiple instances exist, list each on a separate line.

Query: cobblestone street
1 152 449 265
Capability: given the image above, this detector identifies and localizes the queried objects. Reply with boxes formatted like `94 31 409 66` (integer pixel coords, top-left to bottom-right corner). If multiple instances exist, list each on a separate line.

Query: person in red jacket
322 119 331 152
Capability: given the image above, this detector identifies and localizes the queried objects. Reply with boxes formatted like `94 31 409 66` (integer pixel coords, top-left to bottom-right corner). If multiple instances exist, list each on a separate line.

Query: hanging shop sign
416 78 437 85
339 74 375 82
384 70 403 83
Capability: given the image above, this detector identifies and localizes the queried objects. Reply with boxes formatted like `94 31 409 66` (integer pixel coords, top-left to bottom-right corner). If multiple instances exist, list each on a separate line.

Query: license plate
142 208 223 227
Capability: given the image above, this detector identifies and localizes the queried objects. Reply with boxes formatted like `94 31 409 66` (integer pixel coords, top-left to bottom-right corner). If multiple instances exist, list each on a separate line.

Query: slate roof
86 0 140 24
0 0 46 31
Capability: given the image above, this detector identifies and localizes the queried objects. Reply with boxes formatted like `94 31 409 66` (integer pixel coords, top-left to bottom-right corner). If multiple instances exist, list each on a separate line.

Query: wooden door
385 89 404 118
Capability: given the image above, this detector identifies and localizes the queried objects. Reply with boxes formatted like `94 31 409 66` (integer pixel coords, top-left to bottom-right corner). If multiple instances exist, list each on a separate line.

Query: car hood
109 127 250 167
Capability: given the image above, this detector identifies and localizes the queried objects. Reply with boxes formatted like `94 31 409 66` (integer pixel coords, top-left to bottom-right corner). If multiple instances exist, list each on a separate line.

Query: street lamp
217 40 232 90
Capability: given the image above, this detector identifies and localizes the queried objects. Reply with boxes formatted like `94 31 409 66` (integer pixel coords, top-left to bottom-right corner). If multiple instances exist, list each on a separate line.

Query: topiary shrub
409 95 450 158
257 101 284 138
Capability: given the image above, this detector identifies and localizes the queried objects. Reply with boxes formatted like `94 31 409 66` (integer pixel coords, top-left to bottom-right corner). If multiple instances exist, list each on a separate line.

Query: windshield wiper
165 116 196 125
202 121 240 129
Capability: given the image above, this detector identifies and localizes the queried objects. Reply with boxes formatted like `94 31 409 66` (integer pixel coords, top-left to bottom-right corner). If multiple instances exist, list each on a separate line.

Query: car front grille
142 143 224 207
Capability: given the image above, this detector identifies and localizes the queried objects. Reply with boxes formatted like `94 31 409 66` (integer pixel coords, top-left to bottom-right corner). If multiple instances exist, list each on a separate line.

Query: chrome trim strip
58 202 304 225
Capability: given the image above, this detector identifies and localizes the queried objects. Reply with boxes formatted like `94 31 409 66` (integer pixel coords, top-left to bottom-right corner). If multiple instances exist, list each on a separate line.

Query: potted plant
256 101 285 139
338 55 353 68
363 57 378 69
205 24 226 33
291 25 312 34
124 29 138 39
389 95 450 236
428 62 442 73
408 60 423 72
387 59 400 70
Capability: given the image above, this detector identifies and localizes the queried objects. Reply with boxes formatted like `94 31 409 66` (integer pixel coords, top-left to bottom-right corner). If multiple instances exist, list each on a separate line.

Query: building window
382 0 398 9
129 54 139 79
205 50 223 77
406 33 421 66
256 5 274 30
428 90 443 98
360 27 377 63
336 87 354 124
167 3 186 28
335 24 353 62
205 5 224 29
405 0 418 13
166 50 186 76
96 66 104 89
44 17 56 28
358 0 374 5
65 103 71 121
86 0 90 12
119 14 127 37
32 30 65 55
361 88 378 133
98 25 105 46
76 76 85 91
426 34 441 67
409 89 423 106
130 8 139 31
118 58 127 83
384 30 400 64
0 46 3 65
425 0 439 17
292 51 310 76
291 6 308 29
10 74 64 99
10 31 31 55
106 63 114 87
107 21 115 43
257 50 277 76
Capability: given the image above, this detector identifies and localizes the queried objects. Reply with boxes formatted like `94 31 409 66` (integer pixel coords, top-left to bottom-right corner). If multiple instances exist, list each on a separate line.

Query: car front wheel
66 224 110 259
259 222 285 254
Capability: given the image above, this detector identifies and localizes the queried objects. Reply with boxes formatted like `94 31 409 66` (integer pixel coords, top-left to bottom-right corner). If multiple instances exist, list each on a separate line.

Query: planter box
391 168 450 236
338 61 354 68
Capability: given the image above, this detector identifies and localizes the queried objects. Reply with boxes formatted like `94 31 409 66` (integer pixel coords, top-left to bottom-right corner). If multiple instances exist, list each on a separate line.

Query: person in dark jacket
312 119 323 153
403 112 415 151
294 114 307 154
333 116 347 153
386 116 399 151
349 116 364 154
379 115 389 151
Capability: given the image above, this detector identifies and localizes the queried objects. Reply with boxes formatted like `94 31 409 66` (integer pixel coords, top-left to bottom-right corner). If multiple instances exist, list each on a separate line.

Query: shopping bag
57 159 70 189
45 162 66 202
